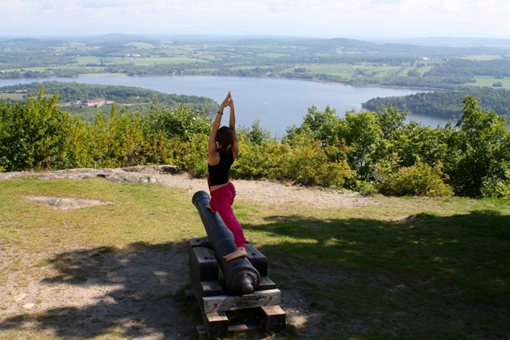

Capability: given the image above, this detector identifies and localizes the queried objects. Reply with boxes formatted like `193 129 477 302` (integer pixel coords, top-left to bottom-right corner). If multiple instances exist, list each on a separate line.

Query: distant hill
362 87 510 120
376 37 510 48
0 81 217 109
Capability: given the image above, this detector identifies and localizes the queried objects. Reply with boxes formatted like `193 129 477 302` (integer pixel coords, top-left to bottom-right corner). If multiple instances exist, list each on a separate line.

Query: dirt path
1 166 372 210
0 167 372 339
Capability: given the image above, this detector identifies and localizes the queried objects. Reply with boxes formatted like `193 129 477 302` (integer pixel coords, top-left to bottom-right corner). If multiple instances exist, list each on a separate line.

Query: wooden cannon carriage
190 191 286 339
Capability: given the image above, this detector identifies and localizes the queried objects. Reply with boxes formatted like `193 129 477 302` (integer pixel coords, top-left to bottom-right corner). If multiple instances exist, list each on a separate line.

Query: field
0 174 509 339
2 36 510 93
467 76 510 89
0 93 24 100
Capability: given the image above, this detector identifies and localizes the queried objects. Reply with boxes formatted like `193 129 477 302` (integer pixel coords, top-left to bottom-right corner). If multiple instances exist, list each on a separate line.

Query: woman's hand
219 93 230 112
227 91 234 109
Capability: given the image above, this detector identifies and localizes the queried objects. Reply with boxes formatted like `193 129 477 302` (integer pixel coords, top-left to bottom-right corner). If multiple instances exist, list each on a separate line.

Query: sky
1 0 509 39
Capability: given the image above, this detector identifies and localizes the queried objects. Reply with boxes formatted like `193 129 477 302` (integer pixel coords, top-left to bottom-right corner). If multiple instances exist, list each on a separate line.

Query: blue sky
1 0 509 38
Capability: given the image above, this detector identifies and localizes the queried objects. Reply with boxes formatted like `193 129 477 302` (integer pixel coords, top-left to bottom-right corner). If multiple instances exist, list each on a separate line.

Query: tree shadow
0 241 197 339
247 210 510 338
1 210 508 338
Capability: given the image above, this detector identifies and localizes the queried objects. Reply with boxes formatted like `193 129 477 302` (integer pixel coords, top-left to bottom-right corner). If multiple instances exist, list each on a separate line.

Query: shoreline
0 72 442 92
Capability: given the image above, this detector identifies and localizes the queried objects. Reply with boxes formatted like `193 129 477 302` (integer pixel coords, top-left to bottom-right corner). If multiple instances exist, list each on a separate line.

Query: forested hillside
363 87 510 120
0 81 217 110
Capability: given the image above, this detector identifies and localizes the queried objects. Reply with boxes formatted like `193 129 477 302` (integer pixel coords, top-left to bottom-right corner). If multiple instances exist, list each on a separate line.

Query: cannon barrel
192 191 260 295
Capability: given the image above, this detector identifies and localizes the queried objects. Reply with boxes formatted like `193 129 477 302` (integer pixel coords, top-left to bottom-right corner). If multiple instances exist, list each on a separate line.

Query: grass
459 55 503 61
0 177 509 338
466 76 510 89
0 93 24 99
74 56 102 65
111 56 208 65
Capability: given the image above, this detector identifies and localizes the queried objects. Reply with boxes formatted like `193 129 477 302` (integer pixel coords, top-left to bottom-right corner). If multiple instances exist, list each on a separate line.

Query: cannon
192 191 260 295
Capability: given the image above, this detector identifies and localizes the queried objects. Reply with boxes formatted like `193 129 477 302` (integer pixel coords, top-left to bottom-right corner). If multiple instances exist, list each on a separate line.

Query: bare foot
223 247 247 261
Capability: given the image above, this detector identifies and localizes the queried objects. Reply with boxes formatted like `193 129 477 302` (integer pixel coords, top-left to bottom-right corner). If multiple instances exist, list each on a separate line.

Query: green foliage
353 180 377 196
169 133 208 177
284 141 354 187
446 97 510 197
481 177 510 200
90 105 150 167
1 90 509 199
343 111 384 178
390 122 449 166
378 162 454 197
363 87 510 120
295 106 344 145
144 103 211 141
244 120 275 145
0 81 217 111
0 89 73 170
232 136 289 180
480 163 510 200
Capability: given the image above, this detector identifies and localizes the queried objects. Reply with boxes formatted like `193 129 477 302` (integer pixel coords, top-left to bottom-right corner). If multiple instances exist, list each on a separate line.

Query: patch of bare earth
13 166 373 209
25 196 112 210
0 167 374 338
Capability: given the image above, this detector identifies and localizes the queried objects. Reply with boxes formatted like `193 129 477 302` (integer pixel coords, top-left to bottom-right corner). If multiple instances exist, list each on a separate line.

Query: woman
207 91 247 261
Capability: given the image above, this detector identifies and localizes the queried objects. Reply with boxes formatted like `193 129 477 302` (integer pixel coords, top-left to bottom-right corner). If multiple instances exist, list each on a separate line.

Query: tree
0 88 73 170
446 96 510 197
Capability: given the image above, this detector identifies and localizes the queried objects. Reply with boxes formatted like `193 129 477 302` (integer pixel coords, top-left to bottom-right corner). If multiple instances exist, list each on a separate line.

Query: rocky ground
1 166 372 210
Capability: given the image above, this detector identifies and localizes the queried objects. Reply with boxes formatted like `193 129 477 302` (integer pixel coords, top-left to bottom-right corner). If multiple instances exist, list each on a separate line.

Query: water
0 75 447 137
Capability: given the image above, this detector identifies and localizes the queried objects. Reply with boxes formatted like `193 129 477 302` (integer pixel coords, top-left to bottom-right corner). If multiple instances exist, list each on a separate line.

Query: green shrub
170 133 208 178
284 142 354 188
378 162 453 197
354 180 377 196
481 176 510 200
0 90 73 170
232 138 289 180
446 97 510 197
144 104 210 141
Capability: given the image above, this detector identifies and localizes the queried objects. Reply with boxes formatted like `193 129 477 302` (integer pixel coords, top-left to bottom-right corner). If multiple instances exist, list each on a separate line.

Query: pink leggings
209 181 246 248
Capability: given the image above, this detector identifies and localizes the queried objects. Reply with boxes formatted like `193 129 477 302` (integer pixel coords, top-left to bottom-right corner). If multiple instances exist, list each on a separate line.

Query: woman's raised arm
208 93 230 162
228 91 239 157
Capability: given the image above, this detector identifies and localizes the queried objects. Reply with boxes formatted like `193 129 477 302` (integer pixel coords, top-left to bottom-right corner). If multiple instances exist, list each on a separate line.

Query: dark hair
216 126 233 151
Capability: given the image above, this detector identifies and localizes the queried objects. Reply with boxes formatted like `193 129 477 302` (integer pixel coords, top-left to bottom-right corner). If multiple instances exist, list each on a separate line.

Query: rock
14 293 27 302
23 303 35 309
25 196 112 210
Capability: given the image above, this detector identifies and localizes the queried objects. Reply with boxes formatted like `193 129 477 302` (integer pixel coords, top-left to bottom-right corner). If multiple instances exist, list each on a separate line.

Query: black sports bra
208 149 234 186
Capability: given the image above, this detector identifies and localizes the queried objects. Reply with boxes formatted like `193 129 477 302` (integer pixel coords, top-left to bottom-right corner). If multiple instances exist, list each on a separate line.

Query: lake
0 75 446 137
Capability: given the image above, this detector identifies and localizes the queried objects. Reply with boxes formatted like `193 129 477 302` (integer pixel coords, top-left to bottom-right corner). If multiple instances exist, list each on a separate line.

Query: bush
446 97 510 197
354 180 377 196
284 142 354 188
378 162 453 197
481 177 510 200
232 139 289 180
170 133 208 178
0 90 73 170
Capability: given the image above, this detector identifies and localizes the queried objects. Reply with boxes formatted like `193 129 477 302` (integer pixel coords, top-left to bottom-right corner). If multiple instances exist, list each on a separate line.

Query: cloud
1 0 509 38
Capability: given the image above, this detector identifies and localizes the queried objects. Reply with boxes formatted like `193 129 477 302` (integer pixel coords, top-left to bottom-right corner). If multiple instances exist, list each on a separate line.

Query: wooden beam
260 305 286 333
245 243 268 276
256 276 276 290
201 289 281 313
203 312 228 338
189 246 218 282
200 280 225 296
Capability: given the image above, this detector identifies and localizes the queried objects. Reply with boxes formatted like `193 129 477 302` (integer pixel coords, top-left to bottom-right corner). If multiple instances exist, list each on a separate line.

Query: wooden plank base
260 305 286 333
202 288 281 313
189 238 286 338
203 312 228 338
197 322 258 340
